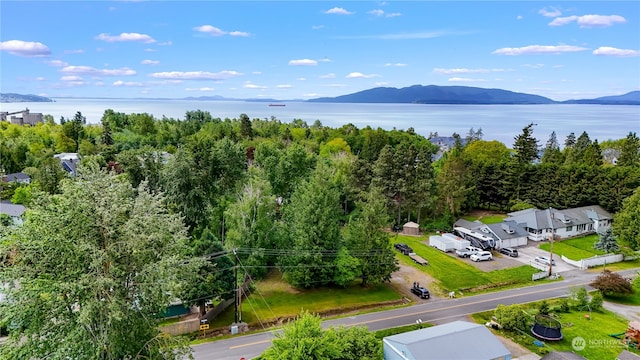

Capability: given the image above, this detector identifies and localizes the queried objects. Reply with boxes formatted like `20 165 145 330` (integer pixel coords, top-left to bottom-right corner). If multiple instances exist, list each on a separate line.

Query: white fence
561 253 625 270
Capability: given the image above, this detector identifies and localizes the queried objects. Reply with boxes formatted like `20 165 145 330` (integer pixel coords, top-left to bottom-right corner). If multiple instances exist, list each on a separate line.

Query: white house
454 219 529 249
505 205 612 241
0 201 26 226
383 321 511 360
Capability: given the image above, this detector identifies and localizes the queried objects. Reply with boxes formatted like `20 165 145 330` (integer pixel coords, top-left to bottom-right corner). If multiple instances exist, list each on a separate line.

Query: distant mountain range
2 87 639 105
308 85 640 105
1 93 55 103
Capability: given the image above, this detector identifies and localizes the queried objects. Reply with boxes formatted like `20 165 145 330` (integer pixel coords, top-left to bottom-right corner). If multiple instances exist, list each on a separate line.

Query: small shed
403 221 420 236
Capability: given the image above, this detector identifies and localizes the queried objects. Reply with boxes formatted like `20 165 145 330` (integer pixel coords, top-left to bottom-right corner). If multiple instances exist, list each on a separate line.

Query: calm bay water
2 98 638 147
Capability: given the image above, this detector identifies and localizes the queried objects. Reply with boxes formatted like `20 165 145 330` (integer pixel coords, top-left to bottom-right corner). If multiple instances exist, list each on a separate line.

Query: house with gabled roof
454 219 529 249
2 172 31 184
505 205 612 241
54 152 81 176
0 200 26 226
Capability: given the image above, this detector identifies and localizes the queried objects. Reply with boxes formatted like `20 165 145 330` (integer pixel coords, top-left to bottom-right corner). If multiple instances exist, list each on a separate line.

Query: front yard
539 234 605 261
393 234 539 294
471 300 638 359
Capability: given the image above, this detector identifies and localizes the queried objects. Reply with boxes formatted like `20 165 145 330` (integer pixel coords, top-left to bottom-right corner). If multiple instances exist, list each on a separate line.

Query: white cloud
194 25 251 37
61 75 83 81
113 80 144 87
369 9 384 16
144 48 156 52
244 82 267 89
385 63 407 67
95 32 156 43
229 31 250 37
149 70 242 80
36 77 46 81
346 72 379 79
312 25 325 30
539 7 562 18
448 77 486 83
158 41 172 46
0 40 51 57
276 84 292 89
64 49 85 54
319 57 332 62
61 65 137 76
47 59 69 67
297 77 307 81
434 68 489 74
325 7 353 15
289 59 318 66
194 25 225 36
386 12 401 18
549 14 626 27
492 45 588 55
593 47 640 57
522 64 545 68
517 15 523 20
141 59 160 65
374 81 389 86
320 73 336 79
185 87 215 91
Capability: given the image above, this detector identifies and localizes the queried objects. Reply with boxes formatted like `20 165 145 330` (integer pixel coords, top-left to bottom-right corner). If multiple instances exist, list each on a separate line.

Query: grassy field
393 234 539 294
471 300 637 359
539 234 605 261
590 258 640 272
209 271 403 328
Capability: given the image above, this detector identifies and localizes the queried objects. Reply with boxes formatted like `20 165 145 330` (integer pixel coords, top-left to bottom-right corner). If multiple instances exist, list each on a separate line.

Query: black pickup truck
410 284 430 299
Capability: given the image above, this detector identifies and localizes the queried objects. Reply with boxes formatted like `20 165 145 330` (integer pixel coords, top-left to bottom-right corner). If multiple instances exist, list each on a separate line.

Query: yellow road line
229 280 590 350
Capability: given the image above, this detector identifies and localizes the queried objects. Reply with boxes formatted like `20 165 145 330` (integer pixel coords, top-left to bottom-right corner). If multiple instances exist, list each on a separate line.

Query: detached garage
383 321 511 360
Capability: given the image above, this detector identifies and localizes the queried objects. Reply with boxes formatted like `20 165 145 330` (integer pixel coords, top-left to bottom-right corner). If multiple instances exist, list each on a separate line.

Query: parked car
499 247 519 257
470 251 493 262
455 246 482 258
410 284 430 299
534 256 556 265
394 243 413 255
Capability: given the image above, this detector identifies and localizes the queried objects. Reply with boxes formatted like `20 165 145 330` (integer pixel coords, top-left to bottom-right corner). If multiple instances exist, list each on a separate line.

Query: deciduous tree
613 187 640 250
0 165 196 360
590 270 633 295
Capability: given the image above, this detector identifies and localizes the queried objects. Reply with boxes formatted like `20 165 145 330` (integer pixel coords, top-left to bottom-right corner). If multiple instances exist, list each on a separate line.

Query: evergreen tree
541 131 563 164
618 132 640 167
594 228 620 253
512 123 539 165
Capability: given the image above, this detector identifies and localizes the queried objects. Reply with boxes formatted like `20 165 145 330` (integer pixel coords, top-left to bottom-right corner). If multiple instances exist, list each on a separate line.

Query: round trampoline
531 314 563 341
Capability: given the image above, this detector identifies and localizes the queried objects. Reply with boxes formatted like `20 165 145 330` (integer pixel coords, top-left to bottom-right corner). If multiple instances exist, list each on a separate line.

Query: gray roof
383 321 510 360
506 206 611 231
617 350 640 360
541 351 587 360
0 201 26 217
454 218 482 229
485 220 529 240
2 172 30 182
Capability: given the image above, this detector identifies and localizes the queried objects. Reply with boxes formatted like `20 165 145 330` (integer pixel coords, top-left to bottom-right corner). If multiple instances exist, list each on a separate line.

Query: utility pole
546 208 554 276
233 248 239 324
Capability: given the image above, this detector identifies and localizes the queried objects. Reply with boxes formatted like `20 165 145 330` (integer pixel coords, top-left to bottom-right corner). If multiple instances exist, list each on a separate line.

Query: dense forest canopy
1 110 639 276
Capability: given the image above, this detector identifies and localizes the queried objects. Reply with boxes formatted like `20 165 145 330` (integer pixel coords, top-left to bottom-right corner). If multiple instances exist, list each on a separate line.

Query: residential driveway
512 245 577 273
458 252 523 272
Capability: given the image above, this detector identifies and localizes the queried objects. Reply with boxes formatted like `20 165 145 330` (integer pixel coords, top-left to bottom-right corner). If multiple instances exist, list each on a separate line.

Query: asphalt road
191 268 639 360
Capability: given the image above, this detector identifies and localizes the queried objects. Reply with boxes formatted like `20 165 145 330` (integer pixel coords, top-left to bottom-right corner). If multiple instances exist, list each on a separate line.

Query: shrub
590 270 633 296
494 304 530 331
572 287 589 310
590 291 604 312
538 300 550 315
557 298 570 313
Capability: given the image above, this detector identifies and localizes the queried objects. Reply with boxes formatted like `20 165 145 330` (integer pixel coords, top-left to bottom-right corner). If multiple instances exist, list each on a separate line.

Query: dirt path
389 263 441 300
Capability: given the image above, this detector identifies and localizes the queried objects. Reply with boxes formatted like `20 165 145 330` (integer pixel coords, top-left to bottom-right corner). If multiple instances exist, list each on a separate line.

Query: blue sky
1 1 638 101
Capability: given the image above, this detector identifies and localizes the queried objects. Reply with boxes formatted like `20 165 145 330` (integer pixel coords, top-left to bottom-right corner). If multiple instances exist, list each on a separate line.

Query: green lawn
461 214 506 224
471 301 637 359
539 234 605 261
393 234 539 294
210 271 402 328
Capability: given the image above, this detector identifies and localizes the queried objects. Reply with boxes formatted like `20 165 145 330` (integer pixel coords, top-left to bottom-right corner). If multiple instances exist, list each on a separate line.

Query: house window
566 226 572 231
